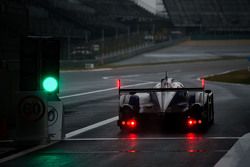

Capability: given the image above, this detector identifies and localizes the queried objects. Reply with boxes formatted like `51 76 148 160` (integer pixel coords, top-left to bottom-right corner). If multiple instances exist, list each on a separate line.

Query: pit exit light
42 76 58 92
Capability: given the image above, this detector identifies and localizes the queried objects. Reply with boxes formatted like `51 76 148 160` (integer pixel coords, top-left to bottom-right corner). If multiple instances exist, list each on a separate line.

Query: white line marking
61 68 113 73
102 74 140 80
64 137 241 141
89 68 113 72
60 82 156 99
102 76 110 80
65 116 118 139
102 70 181 80
199 69 250 87
0 116 118 163
215 133 250 167
41 149 228 154
122 79 156 83
0 141 57 164
201 69 238 79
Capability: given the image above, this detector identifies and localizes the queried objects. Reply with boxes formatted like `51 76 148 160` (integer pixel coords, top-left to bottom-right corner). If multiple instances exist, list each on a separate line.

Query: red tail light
188 120 193 125
201 78 205 89
121 119 137 128
187 118 197 126
187 118 202 127
127 119 136 128
117 79 121 89
130 120 136 128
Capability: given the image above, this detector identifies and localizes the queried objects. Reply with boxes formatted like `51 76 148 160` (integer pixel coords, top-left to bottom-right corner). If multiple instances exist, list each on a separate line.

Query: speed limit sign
16 92 48 143
19 95 45 122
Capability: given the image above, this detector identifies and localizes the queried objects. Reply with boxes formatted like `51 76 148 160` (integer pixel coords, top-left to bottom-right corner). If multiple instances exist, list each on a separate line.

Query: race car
117 74 214 131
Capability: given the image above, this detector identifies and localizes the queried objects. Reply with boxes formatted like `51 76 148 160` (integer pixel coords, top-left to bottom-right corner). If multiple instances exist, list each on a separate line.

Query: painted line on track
0 116 118 163
65 116 118 139
102 70 181 80
61 68 113 73
41 149 228 154
103 74 140 80
0 141 57 164
64 137 242 141
0 114 117 164
60 81 156 99
204 69 238 78
196 69 239 81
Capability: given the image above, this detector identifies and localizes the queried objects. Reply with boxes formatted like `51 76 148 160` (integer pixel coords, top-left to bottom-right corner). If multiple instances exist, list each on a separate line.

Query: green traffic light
42 76 58 92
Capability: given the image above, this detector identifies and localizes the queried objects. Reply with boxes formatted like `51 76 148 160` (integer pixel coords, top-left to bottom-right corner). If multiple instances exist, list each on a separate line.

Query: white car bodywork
119 78 195 114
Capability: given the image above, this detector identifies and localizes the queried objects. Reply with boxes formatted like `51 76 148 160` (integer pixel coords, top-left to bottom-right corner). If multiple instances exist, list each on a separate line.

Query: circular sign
48 105 58 126
19 96 45 122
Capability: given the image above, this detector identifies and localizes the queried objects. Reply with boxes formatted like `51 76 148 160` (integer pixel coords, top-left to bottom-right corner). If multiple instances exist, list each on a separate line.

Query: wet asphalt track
2 41 250 167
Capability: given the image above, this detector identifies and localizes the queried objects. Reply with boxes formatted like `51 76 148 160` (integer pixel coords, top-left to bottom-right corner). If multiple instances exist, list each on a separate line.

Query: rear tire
210 95 214 125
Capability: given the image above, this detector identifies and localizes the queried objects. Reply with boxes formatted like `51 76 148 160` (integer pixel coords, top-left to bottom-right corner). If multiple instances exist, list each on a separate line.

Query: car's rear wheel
210 96 215 125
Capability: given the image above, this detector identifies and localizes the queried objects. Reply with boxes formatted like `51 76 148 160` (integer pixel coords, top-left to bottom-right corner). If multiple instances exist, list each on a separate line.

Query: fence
60 31 187 69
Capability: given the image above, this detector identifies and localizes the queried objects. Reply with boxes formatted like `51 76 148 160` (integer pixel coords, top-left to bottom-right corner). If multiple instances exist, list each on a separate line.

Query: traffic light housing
20 37 60 93
40 38 60 93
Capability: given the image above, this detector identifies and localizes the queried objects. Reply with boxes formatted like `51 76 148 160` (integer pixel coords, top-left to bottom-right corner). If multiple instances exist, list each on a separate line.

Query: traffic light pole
17 37 63 145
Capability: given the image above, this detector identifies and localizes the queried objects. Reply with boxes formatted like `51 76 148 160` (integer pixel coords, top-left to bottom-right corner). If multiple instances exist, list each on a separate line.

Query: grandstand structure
19 0 168 39
1 0 170 62
56 0 169 39
0 0 167 36
1 0 169 39
163 0 250 34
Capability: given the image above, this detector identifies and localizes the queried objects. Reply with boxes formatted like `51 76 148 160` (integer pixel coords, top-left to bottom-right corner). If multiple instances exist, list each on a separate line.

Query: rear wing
119 87 204 93
118 87 205 98
118 87 206 106
117 78 205 95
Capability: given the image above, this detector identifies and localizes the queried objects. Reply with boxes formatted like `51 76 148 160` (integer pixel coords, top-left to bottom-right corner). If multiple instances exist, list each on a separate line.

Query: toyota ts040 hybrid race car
117 74 214 131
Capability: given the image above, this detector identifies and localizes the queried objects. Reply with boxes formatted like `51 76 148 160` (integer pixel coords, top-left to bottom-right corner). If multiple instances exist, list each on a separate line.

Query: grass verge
206 69 250 85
